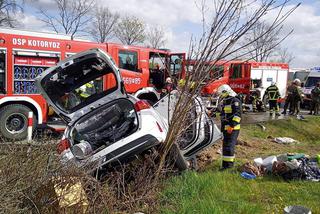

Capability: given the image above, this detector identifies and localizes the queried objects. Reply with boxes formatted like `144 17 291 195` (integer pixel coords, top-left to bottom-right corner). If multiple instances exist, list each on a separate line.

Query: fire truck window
230 64 242 79
211 65 224 79
170 55 182 76
0 53 5 94
118 50 138 72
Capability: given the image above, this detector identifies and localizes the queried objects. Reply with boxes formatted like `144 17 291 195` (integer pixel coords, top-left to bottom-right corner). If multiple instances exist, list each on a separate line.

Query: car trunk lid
36 48 126 124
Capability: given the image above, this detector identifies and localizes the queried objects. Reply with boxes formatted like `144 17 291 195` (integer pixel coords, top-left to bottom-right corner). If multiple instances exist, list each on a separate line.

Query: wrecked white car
36 49 221 173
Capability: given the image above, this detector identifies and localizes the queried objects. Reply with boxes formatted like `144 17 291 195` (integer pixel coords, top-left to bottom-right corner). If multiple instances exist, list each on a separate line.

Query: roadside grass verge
160 117 320 214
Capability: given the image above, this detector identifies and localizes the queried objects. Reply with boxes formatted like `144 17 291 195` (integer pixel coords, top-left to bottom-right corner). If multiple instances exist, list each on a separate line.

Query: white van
302 71 320 106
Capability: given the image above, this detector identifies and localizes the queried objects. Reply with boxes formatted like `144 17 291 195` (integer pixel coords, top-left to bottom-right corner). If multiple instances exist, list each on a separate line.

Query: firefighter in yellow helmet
178 78 195 92
216 84 242 170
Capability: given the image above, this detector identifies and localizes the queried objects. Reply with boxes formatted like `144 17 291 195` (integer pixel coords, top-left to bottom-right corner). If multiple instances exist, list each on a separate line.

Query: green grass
159 117 320 214
241 117 320 145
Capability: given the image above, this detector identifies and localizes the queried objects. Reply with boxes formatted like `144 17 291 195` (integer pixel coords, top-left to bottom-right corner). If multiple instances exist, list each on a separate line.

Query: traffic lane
212 109 311 127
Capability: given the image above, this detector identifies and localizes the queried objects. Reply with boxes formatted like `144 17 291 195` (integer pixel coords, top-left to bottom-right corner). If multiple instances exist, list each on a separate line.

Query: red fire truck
0 28 185 140
202 60 289 102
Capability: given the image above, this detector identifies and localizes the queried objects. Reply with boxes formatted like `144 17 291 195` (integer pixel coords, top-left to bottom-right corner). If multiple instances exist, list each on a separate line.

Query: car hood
35 48 127 123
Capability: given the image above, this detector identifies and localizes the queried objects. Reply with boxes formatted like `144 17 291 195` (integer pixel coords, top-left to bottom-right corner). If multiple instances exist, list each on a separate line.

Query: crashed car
36 49 221 173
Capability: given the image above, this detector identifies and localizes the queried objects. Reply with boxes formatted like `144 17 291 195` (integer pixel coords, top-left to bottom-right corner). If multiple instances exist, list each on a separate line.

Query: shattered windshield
41 56 118 113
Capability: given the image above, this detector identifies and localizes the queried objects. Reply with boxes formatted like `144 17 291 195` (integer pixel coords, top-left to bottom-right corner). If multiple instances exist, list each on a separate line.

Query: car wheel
0 104 37 141
170 143 189 171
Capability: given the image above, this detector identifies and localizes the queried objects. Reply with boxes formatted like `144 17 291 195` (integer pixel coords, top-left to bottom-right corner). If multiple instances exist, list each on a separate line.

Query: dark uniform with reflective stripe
264 85 280 115
220 96 242 169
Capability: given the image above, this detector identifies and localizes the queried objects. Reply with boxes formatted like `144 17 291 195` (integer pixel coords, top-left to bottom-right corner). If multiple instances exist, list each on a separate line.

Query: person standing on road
264 82 281 116
309 82 320 115
282 79 300 115
216 84 242 170
294 81 304 116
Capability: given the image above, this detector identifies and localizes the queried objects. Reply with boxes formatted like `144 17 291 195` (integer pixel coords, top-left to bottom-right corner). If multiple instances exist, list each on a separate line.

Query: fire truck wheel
0 104 37 141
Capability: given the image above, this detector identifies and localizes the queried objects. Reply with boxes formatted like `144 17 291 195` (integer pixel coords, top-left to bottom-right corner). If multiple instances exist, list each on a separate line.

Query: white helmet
271 81 276 86
166 77 172 84
216 84 237 97
293 78 301 85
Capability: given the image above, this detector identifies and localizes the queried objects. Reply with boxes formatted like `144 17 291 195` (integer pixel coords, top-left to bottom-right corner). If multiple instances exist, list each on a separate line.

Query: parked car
35 49 221 175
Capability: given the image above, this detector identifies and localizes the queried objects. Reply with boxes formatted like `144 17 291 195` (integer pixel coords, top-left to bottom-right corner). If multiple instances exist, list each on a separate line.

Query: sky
14 0 320 68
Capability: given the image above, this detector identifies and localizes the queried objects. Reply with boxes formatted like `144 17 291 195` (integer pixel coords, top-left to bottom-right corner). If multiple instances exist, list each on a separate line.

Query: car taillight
134 100 151 112
57 138 71 154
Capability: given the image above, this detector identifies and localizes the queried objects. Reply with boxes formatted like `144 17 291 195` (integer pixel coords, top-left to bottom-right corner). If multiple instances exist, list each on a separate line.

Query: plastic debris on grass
273 137 299 144
240 153 320 182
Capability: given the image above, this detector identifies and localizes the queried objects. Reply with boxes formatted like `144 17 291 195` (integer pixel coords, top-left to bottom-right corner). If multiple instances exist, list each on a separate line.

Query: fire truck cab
0 28 185 140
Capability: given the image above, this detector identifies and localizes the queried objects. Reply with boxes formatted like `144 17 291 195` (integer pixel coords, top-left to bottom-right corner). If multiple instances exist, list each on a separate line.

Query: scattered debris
240 162 266 177
296 114 306 120
262 155 277 172
257 123 266 131
284 205 311 214
241 153 320 182
273 137 299 144
240 172 256 180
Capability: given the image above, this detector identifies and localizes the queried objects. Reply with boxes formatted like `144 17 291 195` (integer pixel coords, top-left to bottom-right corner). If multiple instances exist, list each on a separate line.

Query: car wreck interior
71 99 138 153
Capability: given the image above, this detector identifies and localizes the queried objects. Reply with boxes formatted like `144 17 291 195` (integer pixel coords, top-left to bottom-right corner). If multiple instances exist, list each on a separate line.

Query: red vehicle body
0 28 185 139
201 61 289 102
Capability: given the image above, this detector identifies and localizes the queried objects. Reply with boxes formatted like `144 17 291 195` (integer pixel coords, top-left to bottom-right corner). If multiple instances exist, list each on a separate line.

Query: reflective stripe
232 116 241 123
224 105 232 113
223 155 235 162
224 124 240 130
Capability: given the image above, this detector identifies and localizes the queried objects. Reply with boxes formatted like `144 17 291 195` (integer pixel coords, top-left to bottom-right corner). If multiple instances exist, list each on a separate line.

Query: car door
153 91 221 159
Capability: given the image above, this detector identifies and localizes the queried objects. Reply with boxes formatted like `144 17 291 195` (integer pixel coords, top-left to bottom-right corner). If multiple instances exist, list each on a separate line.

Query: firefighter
161 77 176 97
216 84 242 170
309 82 320 115
293 80 303 116
250 89 264 112
282 79 300 115
77 81 96 100
264 82 281 116
178 78 195 92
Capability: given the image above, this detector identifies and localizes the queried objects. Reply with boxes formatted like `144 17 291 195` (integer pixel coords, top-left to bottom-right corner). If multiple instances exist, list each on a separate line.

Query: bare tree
146 26 166 49
242 21 292 62
275 47 295 64
0 0 21 27
157 0 300 173
115 15 145 45
38 0 95 39
88 6 119 43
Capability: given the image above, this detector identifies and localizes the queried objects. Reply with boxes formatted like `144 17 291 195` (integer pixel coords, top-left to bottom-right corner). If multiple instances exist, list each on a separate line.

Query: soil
196 137 298 170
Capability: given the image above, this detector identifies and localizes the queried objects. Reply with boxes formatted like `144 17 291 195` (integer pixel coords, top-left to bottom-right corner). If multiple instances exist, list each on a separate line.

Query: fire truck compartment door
36 49 126 123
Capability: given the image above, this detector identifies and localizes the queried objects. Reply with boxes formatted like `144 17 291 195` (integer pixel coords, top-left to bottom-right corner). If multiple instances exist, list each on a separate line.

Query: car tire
170 143 188 171
0 104 37 141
